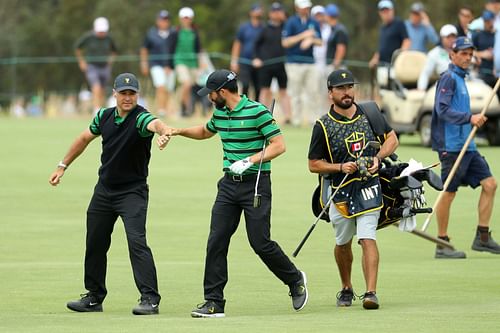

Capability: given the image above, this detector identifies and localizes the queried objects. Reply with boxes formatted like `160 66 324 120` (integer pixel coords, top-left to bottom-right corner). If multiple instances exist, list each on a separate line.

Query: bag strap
357 101 386 144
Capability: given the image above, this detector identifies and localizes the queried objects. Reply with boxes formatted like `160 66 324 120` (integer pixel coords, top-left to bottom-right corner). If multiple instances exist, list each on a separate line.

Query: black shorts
439 151 492 192
258 63 287 89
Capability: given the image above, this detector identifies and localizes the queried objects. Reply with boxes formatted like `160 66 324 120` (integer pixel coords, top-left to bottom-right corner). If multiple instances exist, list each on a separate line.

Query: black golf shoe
289 271 308 311
191 300 225 318
361 291 379 310
67 293 103 312
336 287 355 307
472 231 500 254
132 297 159 315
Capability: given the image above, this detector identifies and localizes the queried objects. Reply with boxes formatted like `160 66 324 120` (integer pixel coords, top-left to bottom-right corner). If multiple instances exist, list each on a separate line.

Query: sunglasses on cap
215 71 237 91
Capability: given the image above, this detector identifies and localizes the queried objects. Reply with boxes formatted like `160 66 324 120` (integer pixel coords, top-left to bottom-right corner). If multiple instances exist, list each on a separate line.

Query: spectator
230 4 264 101
417 24 457 91
473 10 498 99
140 10 176 118
311 5 331 75
455 6 474 38
282 0 322 126
404 2 439 53
75 17 117 114
171 7 203 117
369 0 410 69
325 4 348 70
468 0 500 32
253 1 292 123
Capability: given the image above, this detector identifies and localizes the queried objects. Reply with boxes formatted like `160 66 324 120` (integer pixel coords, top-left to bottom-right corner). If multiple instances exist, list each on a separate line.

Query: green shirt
205 95 281 175
89 107 156 137
174 29 198 68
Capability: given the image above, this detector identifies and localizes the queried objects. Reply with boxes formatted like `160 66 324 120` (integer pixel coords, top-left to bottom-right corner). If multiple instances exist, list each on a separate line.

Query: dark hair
221 80 238 93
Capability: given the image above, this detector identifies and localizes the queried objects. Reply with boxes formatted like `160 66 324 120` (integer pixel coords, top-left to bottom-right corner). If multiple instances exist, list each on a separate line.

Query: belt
224 171 270 183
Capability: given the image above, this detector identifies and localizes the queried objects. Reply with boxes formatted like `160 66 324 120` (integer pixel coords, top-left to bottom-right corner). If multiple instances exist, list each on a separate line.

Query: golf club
292 140 381 257
253 99 275 208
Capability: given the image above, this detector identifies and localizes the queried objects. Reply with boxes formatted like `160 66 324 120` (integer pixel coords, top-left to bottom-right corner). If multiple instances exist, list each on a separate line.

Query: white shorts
150 66 176 92
329 204 380 246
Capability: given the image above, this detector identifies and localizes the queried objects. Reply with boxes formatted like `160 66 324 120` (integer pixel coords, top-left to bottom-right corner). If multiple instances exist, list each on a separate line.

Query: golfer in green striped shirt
170 69 308 318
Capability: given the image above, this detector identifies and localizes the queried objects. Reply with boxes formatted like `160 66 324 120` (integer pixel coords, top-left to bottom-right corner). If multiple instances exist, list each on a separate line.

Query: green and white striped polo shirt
89 106 156 137
205 95 281 175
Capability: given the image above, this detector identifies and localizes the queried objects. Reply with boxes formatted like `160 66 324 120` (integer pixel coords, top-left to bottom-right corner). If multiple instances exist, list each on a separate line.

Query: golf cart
377 50 500 146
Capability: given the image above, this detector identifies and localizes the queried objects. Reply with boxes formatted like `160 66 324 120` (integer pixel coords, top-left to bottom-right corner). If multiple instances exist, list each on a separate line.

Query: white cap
179 7 194 18
93 17 109 33
295 0 313 9
440 24 458 37
311 5 325 16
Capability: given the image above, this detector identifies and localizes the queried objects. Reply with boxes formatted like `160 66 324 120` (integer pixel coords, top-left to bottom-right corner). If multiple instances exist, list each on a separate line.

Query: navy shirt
472 30 495 76
142 26 175 68
236 22 264 63
282 15 321 64
326 24 348 63
378 18 408 64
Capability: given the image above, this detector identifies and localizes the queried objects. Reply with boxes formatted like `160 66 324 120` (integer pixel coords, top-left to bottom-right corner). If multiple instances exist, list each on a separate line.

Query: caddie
308 69 398 310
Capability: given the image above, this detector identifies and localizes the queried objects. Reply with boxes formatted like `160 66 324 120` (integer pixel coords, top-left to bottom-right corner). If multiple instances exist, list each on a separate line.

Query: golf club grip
292 223 318 257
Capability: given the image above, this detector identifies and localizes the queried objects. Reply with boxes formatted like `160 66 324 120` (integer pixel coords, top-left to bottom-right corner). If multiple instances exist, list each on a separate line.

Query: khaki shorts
329 204 380 246
175 64 198 84
150 65 176 92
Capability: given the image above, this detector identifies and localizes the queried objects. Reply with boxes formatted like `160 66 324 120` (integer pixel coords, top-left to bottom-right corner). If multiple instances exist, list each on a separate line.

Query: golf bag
311 159 443 229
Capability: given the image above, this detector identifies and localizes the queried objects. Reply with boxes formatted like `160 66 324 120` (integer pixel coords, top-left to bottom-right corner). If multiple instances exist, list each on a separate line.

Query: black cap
327 69 359 88
113 73 139 92
197 69 237 96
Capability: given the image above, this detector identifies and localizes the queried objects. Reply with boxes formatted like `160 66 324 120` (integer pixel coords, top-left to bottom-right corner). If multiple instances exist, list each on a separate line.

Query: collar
328 103 362 121
218 94 247 113
449 63 468 78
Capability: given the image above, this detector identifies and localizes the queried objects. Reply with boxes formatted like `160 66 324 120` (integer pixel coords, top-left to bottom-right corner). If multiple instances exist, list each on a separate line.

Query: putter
293 140 381 257
253 99 275 208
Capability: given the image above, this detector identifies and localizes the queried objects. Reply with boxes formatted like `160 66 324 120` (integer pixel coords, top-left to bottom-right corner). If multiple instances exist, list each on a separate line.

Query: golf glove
230 158 253 175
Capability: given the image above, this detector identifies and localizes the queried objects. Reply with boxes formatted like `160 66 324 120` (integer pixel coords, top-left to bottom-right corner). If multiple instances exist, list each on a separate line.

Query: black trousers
84 182 160 303
203 174 301 303
239 63 260 101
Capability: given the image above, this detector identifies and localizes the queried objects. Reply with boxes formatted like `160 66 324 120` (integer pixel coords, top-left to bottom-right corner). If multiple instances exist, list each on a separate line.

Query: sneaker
132 297 159 315
471 231 500 254
191 300 225 318
289 271 308 311
361 291 379 310
435 246 466 259
336 287 355 307
66 293 103 312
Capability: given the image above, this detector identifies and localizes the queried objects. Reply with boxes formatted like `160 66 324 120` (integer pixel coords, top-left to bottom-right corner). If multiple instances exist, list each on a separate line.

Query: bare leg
91 84 105 112
279 89 292 123
259 87 272 110
180 82 192 116
435 191 456 237
359 239 379 292
478 177 497 227
155 86 168 116
334 240 353 289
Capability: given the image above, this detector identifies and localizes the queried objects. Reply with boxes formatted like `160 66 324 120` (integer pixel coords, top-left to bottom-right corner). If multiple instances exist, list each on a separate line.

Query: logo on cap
125 78 130 83
341 73 347 78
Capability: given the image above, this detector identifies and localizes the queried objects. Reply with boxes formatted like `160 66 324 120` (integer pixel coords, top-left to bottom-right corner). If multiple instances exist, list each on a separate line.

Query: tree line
0 0 484 105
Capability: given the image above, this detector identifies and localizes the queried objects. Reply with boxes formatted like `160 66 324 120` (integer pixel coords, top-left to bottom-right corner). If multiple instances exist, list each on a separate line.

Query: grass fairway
0 117 499 333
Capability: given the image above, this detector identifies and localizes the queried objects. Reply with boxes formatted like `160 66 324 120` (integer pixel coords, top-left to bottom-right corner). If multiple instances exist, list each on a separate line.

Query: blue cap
270 2 284 11
250 3 262 12
482 10 495 21
452 36 476 51
325 4 339 17
378 0 393 10
157 10 170 19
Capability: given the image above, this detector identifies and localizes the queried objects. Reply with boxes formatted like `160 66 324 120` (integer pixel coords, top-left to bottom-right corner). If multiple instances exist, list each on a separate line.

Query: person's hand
78 59 87 72
356 156 375 179
229 158 253 175
300 37 314 50
252 58 263 68
368 156 380 175
49 169 65 186
168 127 181 136
140 62 149 76
368 57 378 69
340 161 358 174
157 134 171 150
471 114 488 128
420 11 431 25
230 62 239 73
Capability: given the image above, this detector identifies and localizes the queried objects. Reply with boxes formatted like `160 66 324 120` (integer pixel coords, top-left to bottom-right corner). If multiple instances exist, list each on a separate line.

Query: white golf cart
377 50 500 146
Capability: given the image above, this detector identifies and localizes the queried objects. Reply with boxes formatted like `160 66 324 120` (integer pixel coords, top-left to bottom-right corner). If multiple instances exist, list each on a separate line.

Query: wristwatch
57 161 68 170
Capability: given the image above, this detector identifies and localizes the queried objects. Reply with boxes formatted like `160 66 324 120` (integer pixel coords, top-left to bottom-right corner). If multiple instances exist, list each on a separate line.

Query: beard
211 93 226 109
334 95 355 109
